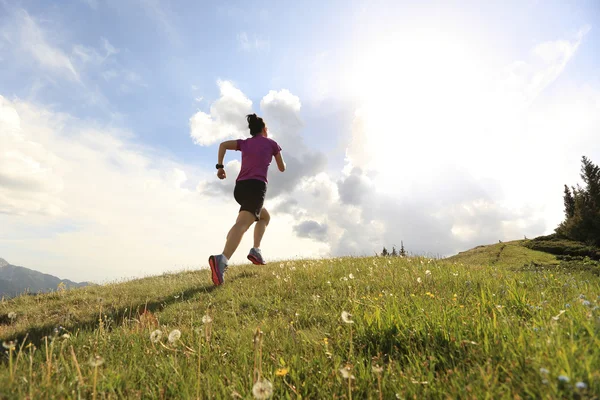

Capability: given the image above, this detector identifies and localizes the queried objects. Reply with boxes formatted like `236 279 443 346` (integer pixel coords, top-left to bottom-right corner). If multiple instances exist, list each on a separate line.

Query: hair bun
246 113 265 136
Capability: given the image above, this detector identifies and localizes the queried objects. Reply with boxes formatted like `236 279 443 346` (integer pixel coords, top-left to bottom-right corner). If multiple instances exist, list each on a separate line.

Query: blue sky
1 0 599 282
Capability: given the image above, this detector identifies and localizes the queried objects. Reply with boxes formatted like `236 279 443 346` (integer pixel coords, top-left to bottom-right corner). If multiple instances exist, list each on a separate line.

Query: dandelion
3 341 16 382
425 270 431 276
202 315 213 324
565 303 571 308
150 330 162 343
2 341 16 350
339 365 355 380
62 333 71 340
552 310 566 321
252 378 273 399
582 300 591 307
539 368 549 375
417 277 422 284
8 312 16 320
576 381 587 389
341 311 354 324
89 355 104 400
558 375 570 383
348 273 355 279
276 367 289 376
168 329 181 344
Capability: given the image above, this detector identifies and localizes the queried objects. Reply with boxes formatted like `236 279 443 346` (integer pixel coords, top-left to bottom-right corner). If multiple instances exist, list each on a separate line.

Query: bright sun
345 29 493 186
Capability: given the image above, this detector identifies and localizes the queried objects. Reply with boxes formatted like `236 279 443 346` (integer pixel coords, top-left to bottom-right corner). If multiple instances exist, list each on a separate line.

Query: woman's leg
223 211 256 259
253 208 271 249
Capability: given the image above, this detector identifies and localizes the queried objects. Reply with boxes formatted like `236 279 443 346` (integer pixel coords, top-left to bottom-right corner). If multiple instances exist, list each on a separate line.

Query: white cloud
72 37 118 66
271 28 600 258
189 80 253 146
81 0 98 10
10 9 79 80
0 95 324 282
0 96 64 216
237 32 270 52
503 25 591 110
137 0 181 45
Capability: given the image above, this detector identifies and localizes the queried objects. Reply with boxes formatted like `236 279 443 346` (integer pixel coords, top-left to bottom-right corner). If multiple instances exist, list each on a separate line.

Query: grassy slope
0 245 599 399
446 240 559 268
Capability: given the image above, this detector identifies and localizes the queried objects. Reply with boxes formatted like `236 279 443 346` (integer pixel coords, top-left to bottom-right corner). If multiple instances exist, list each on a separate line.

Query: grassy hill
1 245 599 399
446 240 559 268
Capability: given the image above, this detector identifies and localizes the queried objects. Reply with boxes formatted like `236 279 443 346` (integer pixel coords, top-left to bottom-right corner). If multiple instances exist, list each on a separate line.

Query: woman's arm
275 152 286 172
217 140 239 179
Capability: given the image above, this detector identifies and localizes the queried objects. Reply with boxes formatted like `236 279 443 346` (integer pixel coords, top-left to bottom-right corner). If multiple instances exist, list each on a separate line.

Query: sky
1 0 599 283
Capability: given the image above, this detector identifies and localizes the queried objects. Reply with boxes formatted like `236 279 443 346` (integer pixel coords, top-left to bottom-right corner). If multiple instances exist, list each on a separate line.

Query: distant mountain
0 258 91 298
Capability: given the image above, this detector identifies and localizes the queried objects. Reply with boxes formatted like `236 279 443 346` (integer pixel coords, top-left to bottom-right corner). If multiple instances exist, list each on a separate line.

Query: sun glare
346 29 493 187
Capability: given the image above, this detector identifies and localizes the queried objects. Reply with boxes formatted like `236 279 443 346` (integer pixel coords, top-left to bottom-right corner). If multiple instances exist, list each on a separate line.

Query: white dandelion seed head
552 310 566 321
558 375 570 382
168 329 181 343
339 365 355 380
341 311 354 324
252 379 273 399
89 355 105 367
8 312 16 320
150 330 163 343
539 368 549 375
372 364 384 373
348 273 354 279
417 277 422 283
62 333 70 339
575 381 587 389
425 270 431 276
2 341 16 350
202 315 213 324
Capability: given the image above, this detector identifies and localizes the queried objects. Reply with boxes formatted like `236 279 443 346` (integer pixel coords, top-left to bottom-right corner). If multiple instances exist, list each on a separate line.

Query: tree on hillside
556 156 600 246
399 241 407 257
381 247 389 257
391 246 398 257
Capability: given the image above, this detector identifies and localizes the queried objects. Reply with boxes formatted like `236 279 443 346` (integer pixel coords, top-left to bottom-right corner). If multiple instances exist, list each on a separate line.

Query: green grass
1 247 599 399
446 240 559 268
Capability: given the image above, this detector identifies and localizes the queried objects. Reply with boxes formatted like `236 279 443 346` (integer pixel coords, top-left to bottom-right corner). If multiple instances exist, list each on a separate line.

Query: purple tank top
236 136 282 183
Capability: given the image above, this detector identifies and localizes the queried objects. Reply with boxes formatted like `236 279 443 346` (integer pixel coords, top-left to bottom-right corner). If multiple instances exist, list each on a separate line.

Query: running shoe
247 248 266 265
208 254 228 285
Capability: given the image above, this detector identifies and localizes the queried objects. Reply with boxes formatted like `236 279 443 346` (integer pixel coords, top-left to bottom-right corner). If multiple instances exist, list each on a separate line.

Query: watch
216 164 224 169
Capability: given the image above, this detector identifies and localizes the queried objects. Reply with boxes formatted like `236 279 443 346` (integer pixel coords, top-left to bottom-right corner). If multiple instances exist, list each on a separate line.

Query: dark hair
246 113 265 136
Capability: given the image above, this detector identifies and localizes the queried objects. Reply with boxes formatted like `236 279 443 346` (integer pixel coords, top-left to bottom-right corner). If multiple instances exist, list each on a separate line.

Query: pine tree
391 247 398 257
399 241 406 257
563 184 575 219
556 156 600 246
381 247 389 257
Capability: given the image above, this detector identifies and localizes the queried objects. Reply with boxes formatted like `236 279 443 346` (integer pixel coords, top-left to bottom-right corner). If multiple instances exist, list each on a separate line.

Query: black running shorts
234 179 267 221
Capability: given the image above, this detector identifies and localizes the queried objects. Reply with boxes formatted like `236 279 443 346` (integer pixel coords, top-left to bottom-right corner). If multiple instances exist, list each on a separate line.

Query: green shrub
523 234 600 260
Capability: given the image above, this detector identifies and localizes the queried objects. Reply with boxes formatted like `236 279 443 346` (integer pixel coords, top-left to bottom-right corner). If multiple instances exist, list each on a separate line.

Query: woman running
209 114 286 286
